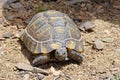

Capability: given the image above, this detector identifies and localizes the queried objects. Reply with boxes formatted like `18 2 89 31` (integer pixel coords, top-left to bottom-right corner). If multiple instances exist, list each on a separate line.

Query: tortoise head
55 47 69 61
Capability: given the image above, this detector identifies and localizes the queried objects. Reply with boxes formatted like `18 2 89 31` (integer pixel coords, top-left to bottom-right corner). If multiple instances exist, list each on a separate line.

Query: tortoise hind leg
32 54 50 66
68 50 83 64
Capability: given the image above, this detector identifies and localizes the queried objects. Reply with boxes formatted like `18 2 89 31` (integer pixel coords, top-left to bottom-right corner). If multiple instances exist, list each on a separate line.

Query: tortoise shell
20 10 83 54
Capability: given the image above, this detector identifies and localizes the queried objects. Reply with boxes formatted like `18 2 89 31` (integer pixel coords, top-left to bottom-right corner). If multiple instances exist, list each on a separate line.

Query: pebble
0 18 3 24
15 63 49 75
49 66 62 76
13 33 20 38
0 46 4 54
2 32 14 38
104 29 110 35
15 63 33 71
0 45 6 54
37 73 45 80
17 23 25 29
43 75 54 80
93 40 104 50
101 37 114 43
23 74 29 80
0 0 7 17
67 0 89 5
3 4 12 10
10 3 23 8
86 3 92 12
115 48 120 53
0 0 7 8
7 0 18 3
79 21 95 31
0 8 3 18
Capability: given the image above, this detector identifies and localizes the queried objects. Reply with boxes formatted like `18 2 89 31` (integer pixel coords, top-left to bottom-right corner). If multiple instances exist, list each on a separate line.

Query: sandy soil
0 0 120 80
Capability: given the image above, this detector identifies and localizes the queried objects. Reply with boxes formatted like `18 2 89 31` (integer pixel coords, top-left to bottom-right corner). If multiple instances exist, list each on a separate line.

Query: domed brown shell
20 10 83 54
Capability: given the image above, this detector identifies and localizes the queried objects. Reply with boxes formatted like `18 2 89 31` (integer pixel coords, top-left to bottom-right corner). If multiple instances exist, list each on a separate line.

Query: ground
0 0 120 80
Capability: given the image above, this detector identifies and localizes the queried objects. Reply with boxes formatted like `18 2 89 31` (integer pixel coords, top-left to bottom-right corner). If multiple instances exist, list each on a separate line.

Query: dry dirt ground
0 0 120 80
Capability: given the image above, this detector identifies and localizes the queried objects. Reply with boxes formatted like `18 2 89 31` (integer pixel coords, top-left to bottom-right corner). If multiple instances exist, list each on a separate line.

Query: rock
0 0 7 8
115 48 120 53
101 37 114 43
17 23 25 29
49 66 62 76
23 74 29 80
15 63 49 75
86 3 93 12
13 33 20 38
0 8 3 18
104 29 110 35
0 46 4 54
112 60 120 68
0 34 5 40
7 0 18 3
15 63 34 71
33 67 49 75
37 73 45 80
3 4 12 10
2 32 14 38
5 15 15 21
79 21 95 31
10 3 23 8
0 18 3 24
67 0 89 5
0 37 5 40
43 75 54 80
93 40 104 50
0 45 6 54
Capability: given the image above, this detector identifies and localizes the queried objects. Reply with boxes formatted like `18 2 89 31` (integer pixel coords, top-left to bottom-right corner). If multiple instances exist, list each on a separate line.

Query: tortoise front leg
68 50 83 64
32 53 50 66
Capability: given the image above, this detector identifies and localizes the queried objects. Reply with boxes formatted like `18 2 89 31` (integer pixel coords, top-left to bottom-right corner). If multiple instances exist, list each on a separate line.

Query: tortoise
20 10 84 66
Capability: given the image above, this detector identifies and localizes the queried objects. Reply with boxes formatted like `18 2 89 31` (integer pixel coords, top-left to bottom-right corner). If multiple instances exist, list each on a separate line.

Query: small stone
101 37 114 43
79 21 95 31
17 23 25 29
104 29 110 35
0 18 3 24
0 45 6 54
0 37 5 40
81 3 86 8
37 73 45 80
7 0 18 3
24 74 29 80
0 46 4 54
43 75 54 80
15 63 49 75
10 3 23 8
3 4 12 10
112 60 120 68
94 40 104 50
15 63 33 71
0 8 3 18
0 34 5 40
2 32 14 38
0 0 7 8
0 0 7 17
49 66 62 76
14 33 20 38
66 0 89 5
115 48 120 53
5 15 15 21
86 3 92 12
